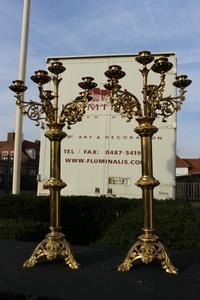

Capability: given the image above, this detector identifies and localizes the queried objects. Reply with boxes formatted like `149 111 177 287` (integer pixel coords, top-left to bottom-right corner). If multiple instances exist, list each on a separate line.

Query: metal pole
12 0 30 194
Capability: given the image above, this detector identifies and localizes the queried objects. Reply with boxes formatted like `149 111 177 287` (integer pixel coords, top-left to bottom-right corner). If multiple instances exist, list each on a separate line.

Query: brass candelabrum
9 60 97 269
104 51 191 274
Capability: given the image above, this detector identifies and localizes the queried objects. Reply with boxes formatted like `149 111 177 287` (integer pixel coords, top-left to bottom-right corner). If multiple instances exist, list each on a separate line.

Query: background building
0 132 40 193
176 155 200 201
176 155 200 176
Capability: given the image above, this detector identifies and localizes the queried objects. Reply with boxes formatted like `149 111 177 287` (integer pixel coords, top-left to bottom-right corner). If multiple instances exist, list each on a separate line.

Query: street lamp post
9 60 97 268
104 51 191 274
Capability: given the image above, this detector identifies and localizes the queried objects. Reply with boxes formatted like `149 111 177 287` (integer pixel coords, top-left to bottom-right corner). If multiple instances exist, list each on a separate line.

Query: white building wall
37 53 177 199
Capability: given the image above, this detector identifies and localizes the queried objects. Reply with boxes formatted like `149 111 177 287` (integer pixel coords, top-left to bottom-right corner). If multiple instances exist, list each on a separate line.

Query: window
30 169 37 176
10 151 14 160
2 151 8 160
26 148 36 159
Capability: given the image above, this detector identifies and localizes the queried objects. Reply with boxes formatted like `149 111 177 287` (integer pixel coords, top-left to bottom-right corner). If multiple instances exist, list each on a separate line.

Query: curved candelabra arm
21 100 44 126
9 79 57 126
104 65 142 121
153 90 186 122
153 98 179 122
9 79 45 126
60 95 88 129
59 77 97 129
147 74 191 121
110 87 142 121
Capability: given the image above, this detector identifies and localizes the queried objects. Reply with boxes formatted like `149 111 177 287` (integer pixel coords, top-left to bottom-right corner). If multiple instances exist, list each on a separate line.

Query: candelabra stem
118 117 177 274
23 123 79 269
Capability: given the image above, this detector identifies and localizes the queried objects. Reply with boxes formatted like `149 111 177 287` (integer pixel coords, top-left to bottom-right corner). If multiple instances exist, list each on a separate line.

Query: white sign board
37 53 177 199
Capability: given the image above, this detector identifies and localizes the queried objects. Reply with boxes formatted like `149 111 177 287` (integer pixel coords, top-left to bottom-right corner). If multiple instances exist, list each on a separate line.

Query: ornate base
23 232 79 269
118 234 177 274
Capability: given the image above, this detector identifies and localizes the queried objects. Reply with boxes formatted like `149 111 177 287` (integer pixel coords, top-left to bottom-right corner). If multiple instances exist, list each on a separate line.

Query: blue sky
0 0 199 157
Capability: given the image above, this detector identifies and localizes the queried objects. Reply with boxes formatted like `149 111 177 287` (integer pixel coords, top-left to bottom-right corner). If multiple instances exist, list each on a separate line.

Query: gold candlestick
10 61 97 268
104 51 191 274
